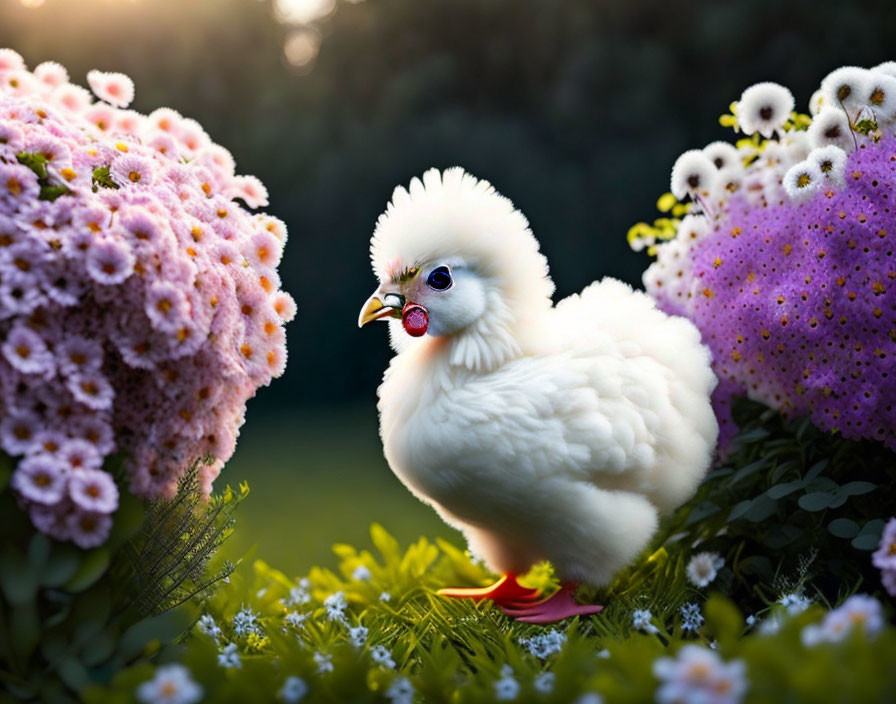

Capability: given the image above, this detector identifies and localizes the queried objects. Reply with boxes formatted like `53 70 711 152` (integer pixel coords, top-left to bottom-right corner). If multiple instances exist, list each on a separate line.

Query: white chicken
359 168 718 622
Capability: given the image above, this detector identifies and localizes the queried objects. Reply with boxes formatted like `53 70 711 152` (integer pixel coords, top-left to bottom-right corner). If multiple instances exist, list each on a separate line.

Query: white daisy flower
809 89 825 116
284 611 307 629
197 614 221 640
873 61 896 79
807 107 854 151
232 606 262 637
783 161 823 201
686 552 725 588
801 594 884 647
670 150 718 200
518 628 567 658
820 66 868 116
778 593 812 615
379 591 392 603
324 591 348 622
653 645 747 704
278 676 308 703
866 71 896 121
703 141 741 170
807 145 847 186
136 664 203 704
737 82 794 138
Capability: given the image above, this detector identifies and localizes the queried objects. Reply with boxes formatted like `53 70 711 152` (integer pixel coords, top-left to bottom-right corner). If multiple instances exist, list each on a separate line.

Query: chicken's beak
358 287 404 327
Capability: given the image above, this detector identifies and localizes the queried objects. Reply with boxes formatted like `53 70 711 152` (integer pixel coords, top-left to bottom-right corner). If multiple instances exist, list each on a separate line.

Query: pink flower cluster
644 64 896 451
0 49 294 547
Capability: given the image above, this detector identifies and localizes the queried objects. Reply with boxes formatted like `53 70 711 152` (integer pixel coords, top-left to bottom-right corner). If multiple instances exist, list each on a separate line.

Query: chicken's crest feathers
371 167 555 316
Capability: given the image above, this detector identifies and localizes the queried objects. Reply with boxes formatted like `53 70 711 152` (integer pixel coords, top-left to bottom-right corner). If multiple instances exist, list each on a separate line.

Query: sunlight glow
274 0 334 25
283 29 320 73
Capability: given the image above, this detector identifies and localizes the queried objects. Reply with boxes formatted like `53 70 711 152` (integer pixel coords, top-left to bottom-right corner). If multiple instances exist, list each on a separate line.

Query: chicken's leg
437 574 542 607
499 582 603 624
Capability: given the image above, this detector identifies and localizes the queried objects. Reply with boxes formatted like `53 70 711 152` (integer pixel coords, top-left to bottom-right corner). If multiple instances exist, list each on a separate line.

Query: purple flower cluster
645 65 895 450
872 518 896 596
0 50 294 547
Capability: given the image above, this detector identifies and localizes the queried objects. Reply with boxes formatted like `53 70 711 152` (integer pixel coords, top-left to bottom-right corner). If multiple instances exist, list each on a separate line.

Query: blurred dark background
2 0 893 574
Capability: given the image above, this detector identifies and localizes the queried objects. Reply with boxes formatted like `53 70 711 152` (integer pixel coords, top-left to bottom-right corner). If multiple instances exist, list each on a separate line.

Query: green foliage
15 152 73 201
0 457 245 703
90 166 118 191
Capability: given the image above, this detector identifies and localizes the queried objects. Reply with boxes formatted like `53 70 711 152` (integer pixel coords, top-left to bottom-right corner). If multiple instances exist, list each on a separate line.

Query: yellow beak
358 288 404 327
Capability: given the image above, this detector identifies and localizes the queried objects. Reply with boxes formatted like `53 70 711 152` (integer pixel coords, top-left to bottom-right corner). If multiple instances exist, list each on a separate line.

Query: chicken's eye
426 266 453 291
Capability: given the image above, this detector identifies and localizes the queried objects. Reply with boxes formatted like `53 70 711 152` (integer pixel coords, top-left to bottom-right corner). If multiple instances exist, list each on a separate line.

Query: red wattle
401 303 429 337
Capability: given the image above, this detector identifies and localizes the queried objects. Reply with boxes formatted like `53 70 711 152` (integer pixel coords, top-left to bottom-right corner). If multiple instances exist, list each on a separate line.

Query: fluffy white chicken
359 168 718 622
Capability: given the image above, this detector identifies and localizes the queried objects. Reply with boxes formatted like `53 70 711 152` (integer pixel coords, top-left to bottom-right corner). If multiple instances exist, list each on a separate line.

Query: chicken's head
358 168 555 369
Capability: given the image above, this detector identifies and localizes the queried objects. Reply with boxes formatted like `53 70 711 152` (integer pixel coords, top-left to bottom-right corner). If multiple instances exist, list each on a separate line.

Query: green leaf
836 481 876 498
56 657 89 692
91 166 119 190
370 523 401 563
802 459 829 484
828 518 860 539
39 184 72 201
727 500 753 522
685 501 720 526
850 519 886 551
797 492 834 512
41 545 82 588
16 151 49 179
0 547 39 604
79 628 118 667
63 548 110 593
763 523 802 549
118 607 195 661
27 534 51 571
10 601 40 661
766 480 802 500
744 495 777 522
729 458 769 486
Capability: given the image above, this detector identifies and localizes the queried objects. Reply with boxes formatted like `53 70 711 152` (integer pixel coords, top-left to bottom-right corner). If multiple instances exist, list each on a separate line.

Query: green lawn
218 405 461 576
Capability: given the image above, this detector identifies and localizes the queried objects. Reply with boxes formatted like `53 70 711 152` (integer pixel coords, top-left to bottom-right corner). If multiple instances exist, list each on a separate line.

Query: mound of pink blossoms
644 63 896 451
0 49 294 547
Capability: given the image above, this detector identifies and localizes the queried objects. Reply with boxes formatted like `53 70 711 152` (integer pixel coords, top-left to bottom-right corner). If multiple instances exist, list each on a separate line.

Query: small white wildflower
807 106 855 152
778 593 812 615
278 675 308 703
217 642 241 669
680 602 704 632
686 552 725 588
136 664 203 704
573 694 605 704
596 649 610 659
232 606 262 637
348 624 369 648
197 614 221 640
654 645 747 704
807 145 847 187
314 651 333 674
782 161 822 201
801 594 884 647
257 588 267 599
385 676 415 704
518 628 567 658
352 565 372 581
533 672 555 694
286 578 311 607
324 591 348 622
371 644 396 669
737 82 794 138
670 149 718 200
703 141 741 170
745 615 756 627
284 611 307 629
632 608 659 634
820 66 869 115
379 591 392 603
494 666 520 701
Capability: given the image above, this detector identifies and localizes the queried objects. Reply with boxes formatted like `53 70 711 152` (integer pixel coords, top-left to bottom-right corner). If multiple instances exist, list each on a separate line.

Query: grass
218 405 459 575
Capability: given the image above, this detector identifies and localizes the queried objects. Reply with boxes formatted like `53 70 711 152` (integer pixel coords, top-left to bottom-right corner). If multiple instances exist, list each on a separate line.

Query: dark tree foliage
1 0 893 408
